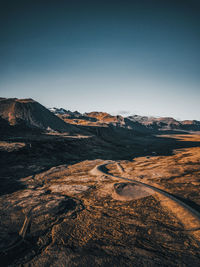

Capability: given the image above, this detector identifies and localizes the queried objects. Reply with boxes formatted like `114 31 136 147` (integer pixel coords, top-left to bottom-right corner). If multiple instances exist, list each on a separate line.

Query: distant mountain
127 115 200 131
84 112 126 127
0 98 80 133
49 107 81 117
127 115 180 130
49 109 151 133
49 107 200 133
181 120 200 131
50 110 127 127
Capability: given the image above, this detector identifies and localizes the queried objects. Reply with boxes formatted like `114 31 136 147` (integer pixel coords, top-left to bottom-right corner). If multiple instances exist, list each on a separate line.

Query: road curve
90 161 200 225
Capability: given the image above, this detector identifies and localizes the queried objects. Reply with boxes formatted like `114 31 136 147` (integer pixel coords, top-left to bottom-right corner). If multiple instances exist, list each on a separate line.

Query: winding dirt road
90 161 200 231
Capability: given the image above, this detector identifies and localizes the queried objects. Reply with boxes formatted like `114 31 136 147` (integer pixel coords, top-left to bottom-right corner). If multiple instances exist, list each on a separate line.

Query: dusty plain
0 134 200 266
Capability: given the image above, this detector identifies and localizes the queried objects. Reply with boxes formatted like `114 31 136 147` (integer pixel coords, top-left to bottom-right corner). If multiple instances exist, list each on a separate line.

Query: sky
0 0 200 120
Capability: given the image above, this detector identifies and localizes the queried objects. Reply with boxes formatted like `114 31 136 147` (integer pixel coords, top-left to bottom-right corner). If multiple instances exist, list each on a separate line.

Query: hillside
49 108 200 133
0 98 80 134
50 109 151 133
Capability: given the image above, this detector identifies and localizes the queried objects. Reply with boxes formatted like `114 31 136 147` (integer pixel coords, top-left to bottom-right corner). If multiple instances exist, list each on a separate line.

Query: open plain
0 132 200 266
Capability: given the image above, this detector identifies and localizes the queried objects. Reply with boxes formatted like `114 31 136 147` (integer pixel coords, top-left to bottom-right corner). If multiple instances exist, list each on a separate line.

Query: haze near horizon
0 0 200 120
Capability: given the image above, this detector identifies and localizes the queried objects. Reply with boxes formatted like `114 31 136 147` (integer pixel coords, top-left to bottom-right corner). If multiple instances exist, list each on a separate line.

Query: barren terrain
0 133 200 266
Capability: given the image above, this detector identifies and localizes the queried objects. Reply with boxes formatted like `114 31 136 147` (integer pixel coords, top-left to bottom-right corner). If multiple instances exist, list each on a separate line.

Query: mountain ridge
0 98 80 134
1 98 199 135
49 107 200 132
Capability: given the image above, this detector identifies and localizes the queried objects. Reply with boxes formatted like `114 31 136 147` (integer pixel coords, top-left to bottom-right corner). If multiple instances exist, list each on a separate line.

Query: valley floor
0 134 200 266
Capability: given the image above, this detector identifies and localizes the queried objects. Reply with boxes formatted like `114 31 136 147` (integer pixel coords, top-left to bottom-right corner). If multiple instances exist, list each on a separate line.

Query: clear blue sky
0 0 200 120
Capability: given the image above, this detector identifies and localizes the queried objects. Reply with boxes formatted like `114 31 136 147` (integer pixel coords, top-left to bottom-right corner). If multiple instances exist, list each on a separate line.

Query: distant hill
49 107 81 117
49 107 200 133
127 115 181 130
181 120 200 131
49 109 151 133
84 112 126 127
0 98 80 133
127 115 200 131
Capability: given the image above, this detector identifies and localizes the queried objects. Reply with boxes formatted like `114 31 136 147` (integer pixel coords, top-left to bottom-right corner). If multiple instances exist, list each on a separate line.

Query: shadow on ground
1 125 200 196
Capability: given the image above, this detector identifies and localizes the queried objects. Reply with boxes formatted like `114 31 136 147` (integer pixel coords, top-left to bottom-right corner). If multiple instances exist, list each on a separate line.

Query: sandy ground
1 134 200 266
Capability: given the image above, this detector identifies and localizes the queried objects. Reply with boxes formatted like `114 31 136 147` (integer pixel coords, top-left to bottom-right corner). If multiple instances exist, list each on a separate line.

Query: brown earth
0 134 200 266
